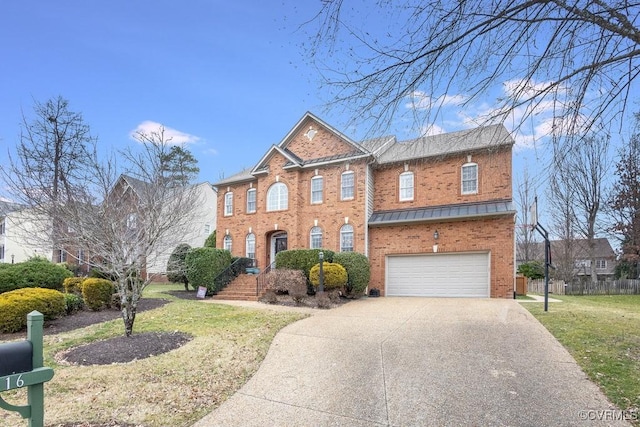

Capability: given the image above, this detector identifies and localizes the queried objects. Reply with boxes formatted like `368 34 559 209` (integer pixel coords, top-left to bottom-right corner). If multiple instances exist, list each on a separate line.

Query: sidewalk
517 294 563 303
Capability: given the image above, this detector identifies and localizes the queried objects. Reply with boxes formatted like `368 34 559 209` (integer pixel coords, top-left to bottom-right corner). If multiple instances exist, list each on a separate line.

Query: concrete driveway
193 298 630 426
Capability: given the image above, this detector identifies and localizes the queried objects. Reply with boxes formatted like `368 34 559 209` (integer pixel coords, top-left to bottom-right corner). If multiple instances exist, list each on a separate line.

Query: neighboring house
0 200 54 264
104 175 218 281
549 238 617 280
214 112 516 298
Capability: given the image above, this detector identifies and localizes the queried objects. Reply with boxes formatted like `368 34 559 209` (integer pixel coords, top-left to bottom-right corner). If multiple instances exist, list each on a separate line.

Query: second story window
223 234 232 252
0 218 5 235
311 176 323 204
224 192 233 216
310 226 323 249
341 171 355 200
461 163 478 195
267 182 288 211
399 171 414 201
596 259 607 269
246 188 257 213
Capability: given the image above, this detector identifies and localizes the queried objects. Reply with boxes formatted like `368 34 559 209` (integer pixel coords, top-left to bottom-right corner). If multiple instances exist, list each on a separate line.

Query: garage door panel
386 252 489 297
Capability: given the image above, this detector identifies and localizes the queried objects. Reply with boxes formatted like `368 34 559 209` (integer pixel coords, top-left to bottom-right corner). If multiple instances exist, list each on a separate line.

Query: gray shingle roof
376 124 513 164
368 200 515 225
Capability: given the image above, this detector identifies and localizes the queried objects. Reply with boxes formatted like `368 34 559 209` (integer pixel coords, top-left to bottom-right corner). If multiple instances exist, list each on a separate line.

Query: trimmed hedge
309 262 348 290
0 287 66 333
185 247 232 293
82 278 114 311
63 277 86 294
333 252 370 297
275 249 335 279
0 258 73 294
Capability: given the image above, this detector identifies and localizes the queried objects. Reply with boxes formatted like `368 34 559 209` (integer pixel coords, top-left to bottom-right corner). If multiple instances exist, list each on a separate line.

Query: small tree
167 243 192 290
517 261 545 280
204 230 216 248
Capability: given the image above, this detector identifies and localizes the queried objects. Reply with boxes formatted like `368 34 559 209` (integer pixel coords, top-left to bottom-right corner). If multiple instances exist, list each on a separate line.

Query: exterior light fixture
433 230 439 240
433 230 439 253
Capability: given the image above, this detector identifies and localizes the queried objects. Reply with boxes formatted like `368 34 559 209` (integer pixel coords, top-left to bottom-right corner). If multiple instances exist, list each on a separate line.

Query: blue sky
0 1 632 233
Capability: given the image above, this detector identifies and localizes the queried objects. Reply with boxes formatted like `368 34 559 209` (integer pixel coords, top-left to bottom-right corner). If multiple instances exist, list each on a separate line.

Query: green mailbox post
0 311 55 427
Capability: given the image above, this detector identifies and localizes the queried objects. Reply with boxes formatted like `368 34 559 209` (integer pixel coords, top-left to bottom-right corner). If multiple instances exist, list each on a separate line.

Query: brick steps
212 274 262 301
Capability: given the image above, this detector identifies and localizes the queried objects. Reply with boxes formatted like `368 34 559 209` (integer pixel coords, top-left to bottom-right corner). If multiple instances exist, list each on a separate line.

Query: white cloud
130 121 200 145
405 90 467 110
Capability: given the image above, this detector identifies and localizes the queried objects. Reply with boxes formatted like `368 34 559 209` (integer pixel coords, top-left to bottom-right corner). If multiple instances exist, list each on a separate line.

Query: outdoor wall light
433 230 439 240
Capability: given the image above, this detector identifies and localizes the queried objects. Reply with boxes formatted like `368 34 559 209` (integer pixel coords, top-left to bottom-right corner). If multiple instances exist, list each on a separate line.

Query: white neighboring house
0 200 54 264
144 181 218 280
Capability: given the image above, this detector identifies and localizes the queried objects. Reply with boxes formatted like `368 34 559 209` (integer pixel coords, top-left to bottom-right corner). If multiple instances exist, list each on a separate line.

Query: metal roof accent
368 200 515 225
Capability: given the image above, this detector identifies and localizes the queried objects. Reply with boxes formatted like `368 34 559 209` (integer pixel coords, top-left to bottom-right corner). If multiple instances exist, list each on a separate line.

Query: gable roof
0 200 24 215
279 111 364 153
376 124 513 164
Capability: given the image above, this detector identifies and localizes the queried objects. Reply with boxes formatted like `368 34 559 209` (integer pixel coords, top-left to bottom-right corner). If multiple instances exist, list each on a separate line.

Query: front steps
212 274 261 301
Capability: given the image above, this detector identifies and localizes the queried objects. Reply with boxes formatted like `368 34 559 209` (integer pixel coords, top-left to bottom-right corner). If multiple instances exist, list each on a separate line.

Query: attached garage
386 252 490 297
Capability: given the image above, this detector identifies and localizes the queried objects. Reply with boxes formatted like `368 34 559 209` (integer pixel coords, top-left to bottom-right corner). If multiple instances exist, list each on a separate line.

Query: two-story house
215 112 516 298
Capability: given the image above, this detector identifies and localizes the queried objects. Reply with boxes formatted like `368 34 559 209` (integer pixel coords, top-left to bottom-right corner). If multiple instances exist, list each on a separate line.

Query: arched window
399 171 414 201
340 224 354 252
310 226 323 249
267 182 288 211
223 235 232 252
461 163 478 194
246 233 256 259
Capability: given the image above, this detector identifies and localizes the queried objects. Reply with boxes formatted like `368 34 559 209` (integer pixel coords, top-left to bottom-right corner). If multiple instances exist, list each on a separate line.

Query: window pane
223 235 232 251
311 177 323 204
462 164 478 194
267 183 288 211
310 226 323 249
247 189 256 213
224 192 233 215
246 233 256 259
340 224 354 252
399 172 414 201
341 172 354 200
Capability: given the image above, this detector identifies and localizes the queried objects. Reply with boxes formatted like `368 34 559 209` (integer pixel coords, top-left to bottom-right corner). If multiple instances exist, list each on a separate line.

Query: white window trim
246 233 256 259
223 235 232 251
461 163 478 195
224 192 234 216
310 226 323 249
341 171 355 201
340 224 354 252
246 188 257 213
267 182 288 211
399 171 414 201
311 176 323 204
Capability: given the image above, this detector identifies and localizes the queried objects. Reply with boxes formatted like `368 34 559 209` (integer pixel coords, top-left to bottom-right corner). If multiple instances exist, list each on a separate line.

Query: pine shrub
0 287 66 333
309 262 348 290
63 277 86 294
82 278 114 311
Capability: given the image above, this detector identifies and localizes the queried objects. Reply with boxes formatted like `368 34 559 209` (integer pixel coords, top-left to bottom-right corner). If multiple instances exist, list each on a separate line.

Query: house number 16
5 374 24 389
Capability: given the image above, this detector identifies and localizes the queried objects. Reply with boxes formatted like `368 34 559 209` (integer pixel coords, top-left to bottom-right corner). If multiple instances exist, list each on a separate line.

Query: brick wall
368 215 515 298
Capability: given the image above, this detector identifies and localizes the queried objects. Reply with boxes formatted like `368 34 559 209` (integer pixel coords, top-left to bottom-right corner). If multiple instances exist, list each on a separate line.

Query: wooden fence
526 278 640 295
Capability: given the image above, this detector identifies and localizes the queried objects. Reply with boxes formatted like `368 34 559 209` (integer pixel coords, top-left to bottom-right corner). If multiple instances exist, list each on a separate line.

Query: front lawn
524 295 640 422
0 283 306 426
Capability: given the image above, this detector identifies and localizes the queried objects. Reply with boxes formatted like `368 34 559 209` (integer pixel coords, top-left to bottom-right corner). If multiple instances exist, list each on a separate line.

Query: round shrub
333 252 371 298
0 257 73 294
275 249 335 279
0 287 66 333
82 278 114 311
64 292 84 314
309 262 348 291
167 243 192 290
63 277 86 294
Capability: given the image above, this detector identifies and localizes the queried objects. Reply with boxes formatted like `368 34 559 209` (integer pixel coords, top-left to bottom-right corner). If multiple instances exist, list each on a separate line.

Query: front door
269 232 288 266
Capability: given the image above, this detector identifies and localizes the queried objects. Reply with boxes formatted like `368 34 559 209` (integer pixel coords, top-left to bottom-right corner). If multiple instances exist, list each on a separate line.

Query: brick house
214 112 516 298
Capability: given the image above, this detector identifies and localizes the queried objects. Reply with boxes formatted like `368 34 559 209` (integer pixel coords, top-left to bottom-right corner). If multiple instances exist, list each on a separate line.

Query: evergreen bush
309 262 348 290
0 287 66 333
185 247 232 294
82 278 114 311
0 257 72 294
333 252 370 298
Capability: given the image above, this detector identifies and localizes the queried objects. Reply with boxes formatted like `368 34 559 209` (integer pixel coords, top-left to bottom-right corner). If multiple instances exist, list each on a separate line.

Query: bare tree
610 113 640 278
515 168 539 264
547 163 578 283
549 135 610 284
3 106 202 336
311 1 640 140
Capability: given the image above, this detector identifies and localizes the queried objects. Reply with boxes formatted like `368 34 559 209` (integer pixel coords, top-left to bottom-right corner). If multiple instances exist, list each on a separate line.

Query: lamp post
11 254 14 264
318 251 324 294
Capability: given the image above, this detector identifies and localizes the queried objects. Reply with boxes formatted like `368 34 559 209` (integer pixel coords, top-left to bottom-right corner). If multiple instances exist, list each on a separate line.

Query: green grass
1 282 307 427
524 295 640 422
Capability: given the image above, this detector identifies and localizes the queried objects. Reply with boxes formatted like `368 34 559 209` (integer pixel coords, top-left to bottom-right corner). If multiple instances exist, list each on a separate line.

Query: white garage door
386 252 490 297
